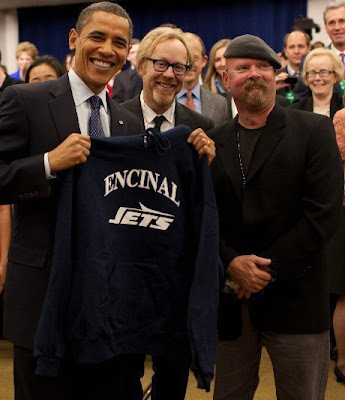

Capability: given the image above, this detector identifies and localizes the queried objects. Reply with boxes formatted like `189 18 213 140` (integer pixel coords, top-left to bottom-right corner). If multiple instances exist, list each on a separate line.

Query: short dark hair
25 55 64 83
76 1 133 41
0 50 2 64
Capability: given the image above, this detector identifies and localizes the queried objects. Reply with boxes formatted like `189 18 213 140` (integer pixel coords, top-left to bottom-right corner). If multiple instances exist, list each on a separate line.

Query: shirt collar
286 65 297 76
330 43 344 56
176 83 201 100
140 91 175 124
215 78 225 93
68 68 108 113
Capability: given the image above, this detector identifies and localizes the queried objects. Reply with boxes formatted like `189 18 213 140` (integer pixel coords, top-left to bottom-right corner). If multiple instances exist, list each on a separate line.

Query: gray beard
152 89 175 108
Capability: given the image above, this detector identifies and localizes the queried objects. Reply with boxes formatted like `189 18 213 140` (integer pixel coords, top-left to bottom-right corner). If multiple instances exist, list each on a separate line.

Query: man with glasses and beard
122 26 216 166
210 34 343 400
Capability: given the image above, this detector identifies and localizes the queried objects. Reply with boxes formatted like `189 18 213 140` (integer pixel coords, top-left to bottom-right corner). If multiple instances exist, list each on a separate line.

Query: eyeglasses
306 69 335 78
232 63 274 74
146 57 189 76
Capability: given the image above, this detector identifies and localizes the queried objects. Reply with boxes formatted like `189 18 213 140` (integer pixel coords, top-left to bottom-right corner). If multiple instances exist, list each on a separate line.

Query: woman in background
25 55 64 83
204 38 231 95
290 48 343 118
203 39 233 117
10 41 38 81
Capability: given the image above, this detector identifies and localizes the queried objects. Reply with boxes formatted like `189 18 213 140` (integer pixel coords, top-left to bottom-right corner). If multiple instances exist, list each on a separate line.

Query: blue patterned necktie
89 95 105 137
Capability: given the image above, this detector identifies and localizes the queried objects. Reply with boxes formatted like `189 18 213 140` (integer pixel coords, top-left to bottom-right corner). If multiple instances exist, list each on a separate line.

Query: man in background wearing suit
210 34 343 400
112 37 143 103
176 32 230 127
275 30 311 99
122 26 216 164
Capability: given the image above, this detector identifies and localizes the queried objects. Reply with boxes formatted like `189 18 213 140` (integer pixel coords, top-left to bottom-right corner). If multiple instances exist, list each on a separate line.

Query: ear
126 44 132 61
201 55 208 69
137 61 146 78
223 70 230 92
69 29 78 51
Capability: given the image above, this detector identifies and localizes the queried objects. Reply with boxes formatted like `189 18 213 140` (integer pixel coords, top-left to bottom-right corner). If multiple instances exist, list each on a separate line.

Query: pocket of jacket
99 261 176 335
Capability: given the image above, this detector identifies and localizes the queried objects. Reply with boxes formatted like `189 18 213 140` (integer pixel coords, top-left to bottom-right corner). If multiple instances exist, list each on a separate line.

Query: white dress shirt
140 91 175 132
44 69 111 178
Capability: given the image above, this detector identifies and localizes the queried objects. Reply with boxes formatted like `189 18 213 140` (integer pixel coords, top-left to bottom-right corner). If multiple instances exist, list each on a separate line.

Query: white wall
0 9 19 74
307 0 332 45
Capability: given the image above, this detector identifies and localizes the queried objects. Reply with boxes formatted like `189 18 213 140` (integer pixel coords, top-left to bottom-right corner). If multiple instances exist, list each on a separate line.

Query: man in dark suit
122 26 216 166
112 38 143 103
275 30 311 100
0 3 148 399
122 25 215 400
210 34 343 400
176 32 230 127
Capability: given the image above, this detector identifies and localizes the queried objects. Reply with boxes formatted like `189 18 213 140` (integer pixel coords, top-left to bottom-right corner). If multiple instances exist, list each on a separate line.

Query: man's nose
248 65 261 77
163 65 175 78
100 40 114 55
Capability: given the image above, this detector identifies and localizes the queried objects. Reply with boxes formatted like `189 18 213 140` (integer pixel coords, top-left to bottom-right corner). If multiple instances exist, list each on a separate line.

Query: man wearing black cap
210 34 343 399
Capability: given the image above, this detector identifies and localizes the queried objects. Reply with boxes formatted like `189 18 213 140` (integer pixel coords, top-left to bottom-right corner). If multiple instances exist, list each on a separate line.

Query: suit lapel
48 74 80 142
108 95 130 137
200 87 215 119
217 117 243 200
246 105 285 183
175 102 189 126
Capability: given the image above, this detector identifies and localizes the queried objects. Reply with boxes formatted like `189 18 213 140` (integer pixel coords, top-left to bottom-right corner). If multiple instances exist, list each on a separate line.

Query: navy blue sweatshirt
34 126 220 391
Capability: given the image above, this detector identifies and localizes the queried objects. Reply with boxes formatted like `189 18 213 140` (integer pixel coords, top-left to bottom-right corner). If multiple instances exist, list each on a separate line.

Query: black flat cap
224 34 281 69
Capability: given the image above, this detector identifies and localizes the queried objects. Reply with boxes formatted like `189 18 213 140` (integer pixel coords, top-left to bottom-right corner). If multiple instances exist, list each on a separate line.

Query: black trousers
13 347 190 400
13 346 144 400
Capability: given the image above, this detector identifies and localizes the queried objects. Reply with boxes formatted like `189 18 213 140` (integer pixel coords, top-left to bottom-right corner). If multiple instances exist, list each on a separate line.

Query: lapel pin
118 120 124 125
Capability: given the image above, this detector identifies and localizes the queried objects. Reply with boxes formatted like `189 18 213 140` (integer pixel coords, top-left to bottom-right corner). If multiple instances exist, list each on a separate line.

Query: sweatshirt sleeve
33 169 74 377
187 155 220 391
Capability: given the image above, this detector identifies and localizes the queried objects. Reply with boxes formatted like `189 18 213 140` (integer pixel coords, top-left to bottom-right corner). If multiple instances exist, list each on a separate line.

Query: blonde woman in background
204 38 231 95
10 41 39 81
290 48 343 118
203 38 233 117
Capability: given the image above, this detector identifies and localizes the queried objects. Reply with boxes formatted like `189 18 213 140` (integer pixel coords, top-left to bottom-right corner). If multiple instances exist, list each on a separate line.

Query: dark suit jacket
276 65 298 97
210 104 343 338
0 74 144 349
289 92 343 119
200 86 229 127
112 67 143 103
0 74 22 97
122 94 214 132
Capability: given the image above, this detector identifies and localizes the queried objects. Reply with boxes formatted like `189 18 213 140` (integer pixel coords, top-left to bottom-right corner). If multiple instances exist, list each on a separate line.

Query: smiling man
275 30 311 96
210 34 343 400
325 1 345 54
122 26 216 164
0 2 145 399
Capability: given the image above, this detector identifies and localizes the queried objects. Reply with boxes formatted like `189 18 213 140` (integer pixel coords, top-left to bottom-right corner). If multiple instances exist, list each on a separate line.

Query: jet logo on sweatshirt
109 202 175 231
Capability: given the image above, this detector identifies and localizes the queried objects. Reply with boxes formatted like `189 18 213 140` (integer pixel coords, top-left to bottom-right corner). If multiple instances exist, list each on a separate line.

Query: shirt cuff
44 152 56 180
